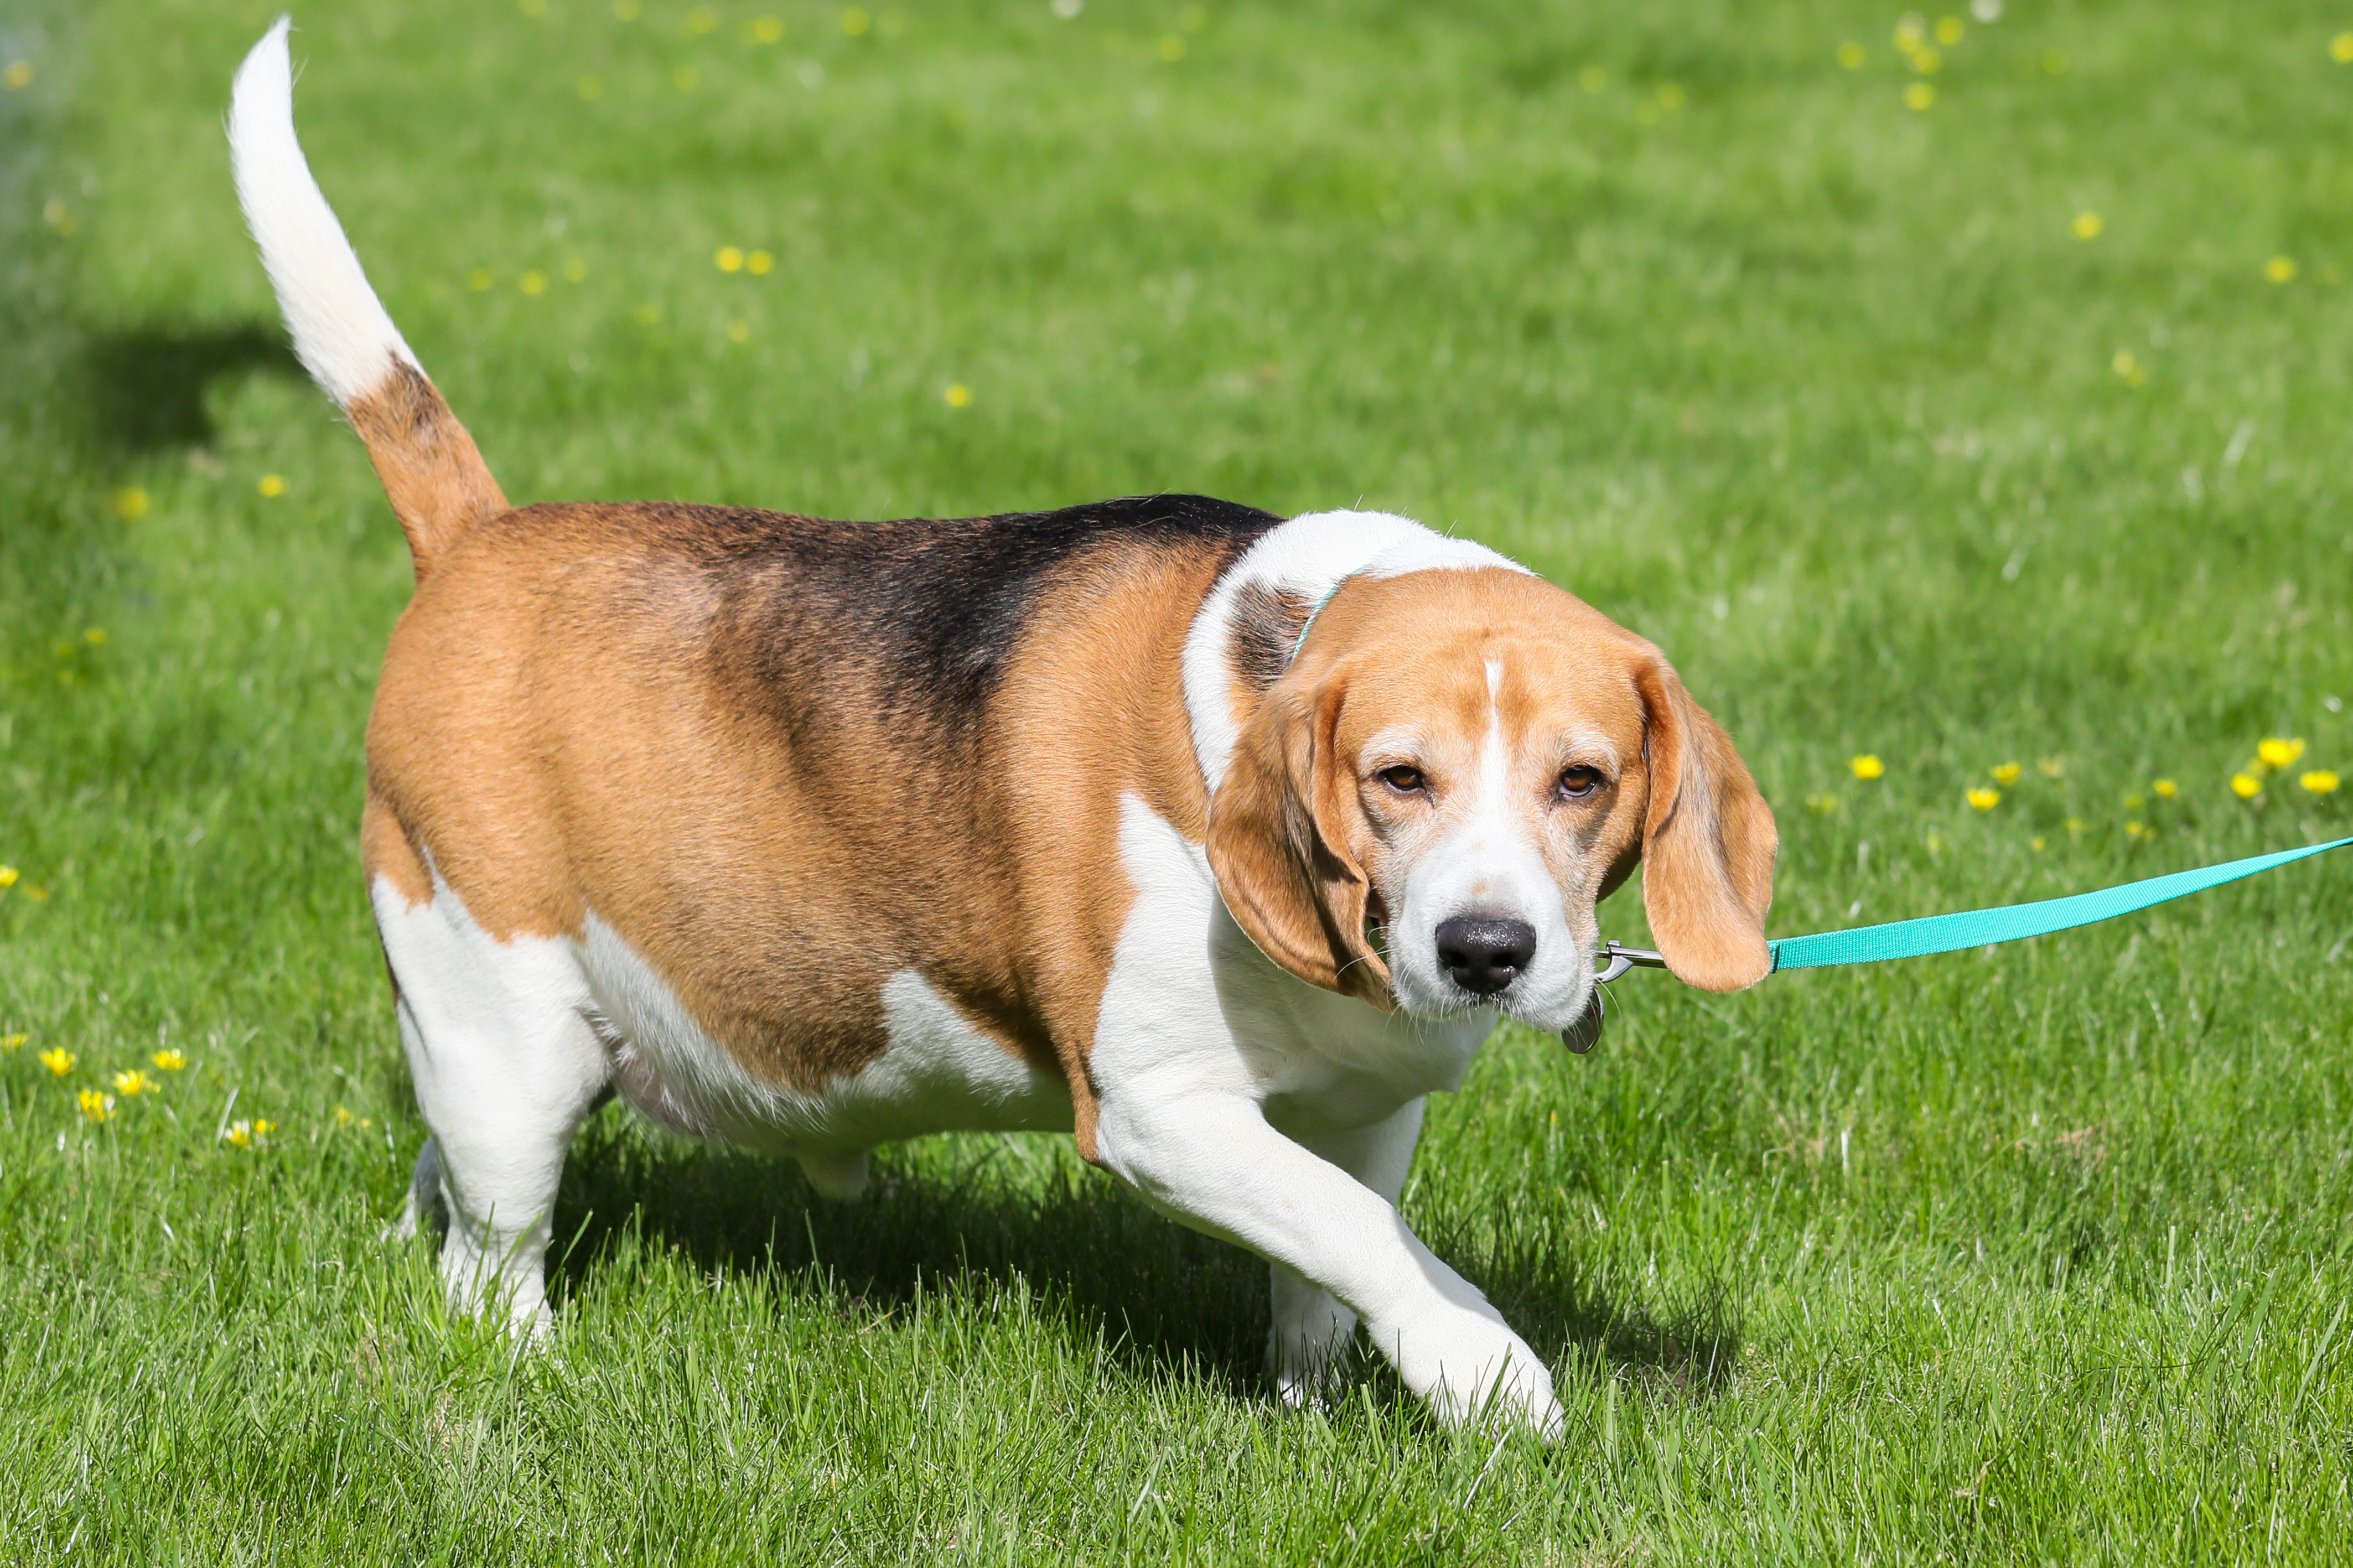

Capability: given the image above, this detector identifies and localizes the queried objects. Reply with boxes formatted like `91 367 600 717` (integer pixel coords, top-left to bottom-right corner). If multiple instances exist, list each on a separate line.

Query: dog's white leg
1096 1088 1558 1436
375 880 609 1337
385 1135 448 1242
1266 1098 1425 1405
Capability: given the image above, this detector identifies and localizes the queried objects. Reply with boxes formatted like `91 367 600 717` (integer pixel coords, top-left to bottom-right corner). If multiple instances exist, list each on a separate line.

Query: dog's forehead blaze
1314 568 1651 769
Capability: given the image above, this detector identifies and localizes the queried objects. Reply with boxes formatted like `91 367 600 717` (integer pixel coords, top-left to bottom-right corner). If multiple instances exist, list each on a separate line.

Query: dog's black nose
1434 917 1536 996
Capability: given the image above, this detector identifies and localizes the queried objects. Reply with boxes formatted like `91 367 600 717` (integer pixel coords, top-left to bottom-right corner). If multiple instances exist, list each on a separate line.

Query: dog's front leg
1266 1098 1424 1406
1095 1087 1560 1436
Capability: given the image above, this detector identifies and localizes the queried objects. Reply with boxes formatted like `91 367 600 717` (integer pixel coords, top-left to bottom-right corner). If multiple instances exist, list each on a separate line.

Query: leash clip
1594 940 1667 985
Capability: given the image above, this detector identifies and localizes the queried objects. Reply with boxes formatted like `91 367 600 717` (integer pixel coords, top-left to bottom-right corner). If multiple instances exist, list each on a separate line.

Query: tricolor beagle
229 19 1775 1436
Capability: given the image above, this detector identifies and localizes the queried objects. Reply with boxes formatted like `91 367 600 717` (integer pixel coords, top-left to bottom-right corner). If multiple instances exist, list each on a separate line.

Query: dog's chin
1390 969 1592 1033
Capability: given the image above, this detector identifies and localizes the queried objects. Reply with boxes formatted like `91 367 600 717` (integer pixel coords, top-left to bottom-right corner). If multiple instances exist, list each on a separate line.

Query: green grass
4 0 2352 1559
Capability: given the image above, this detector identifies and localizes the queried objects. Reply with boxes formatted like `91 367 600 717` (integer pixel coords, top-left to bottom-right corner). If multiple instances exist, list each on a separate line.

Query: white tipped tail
229 16 417 408
226 17 506 578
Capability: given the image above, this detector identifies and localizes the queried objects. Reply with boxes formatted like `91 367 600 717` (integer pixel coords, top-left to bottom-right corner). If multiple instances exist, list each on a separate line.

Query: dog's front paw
1372 1314 1563 1440
1268 1266 1357 1408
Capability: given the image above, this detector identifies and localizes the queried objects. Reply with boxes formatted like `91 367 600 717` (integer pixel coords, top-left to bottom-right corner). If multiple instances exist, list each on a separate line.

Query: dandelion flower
0 1033 22 1051
715 246 745 273
726 319 751 343
2125 821 2151 840
335 1104 358 1127
521 271 547 295
2152 778 2178 798
1936 16 1964 45
1155 34 1185 61
224 1118 272 1148
468 267 495 291
1851 754 1884 780
79 1088 113 1123
1894 18 1925 50
112 487 149 521
2335 32 2353 63
152 1048 186 1071
2124 793 2144 809
111 1069 153 1096
1837 41 1865 69
0 865 17 887
84 627 105 647
2267 256 2298 284
1967 787 2000 811
2112 350 2147 386
2303 770 2341 794
2031 835 2048 852
255 1119 275 1139
1910 46 1942 74
2231 772 2263 799
1904 82 1935 110
841 7 871 35
944 383 973 408
1992 761 2022 785
2071 211 2103 240
39 1047 75 1076
2064 817 2087 836
258 474 287 498
3 62 32 90
2257 737 2305 769
748 15 784 44
747 250 773 275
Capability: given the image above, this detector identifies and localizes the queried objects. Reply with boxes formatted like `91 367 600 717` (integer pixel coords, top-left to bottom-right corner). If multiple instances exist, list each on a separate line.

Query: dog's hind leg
373 877 609 1337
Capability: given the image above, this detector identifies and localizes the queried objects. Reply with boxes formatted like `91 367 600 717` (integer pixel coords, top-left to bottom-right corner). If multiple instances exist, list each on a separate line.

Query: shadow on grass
83 321 303 449
548 1110 1743 1407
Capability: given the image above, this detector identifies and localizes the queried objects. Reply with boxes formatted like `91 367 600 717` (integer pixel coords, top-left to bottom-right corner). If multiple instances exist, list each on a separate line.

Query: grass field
4 0 2353 1559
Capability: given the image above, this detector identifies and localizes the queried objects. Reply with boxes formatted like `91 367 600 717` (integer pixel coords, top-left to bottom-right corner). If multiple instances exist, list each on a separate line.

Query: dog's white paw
1374 1312 1563 1439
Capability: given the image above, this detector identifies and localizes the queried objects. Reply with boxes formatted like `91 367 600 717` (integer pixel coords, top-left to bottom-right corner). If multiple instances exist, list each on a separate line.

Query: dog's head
1206 567 1776 1030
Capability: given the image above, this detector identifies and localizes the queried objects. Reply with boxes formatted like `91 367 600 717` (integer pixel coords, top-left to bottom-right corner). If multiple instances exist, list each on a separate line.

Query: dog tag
1559 988 1605 1055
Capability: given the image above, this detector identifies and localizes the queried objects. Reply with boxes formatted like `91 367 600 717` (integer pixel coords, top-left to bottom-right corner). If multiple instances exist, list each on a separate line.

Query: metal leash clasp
1563 942 1667 1055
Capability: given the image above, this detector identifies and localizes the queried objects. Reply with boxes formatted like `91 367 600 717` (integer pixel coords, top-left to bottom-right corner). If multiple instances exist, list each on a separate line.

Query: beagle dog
229 19 1775 1435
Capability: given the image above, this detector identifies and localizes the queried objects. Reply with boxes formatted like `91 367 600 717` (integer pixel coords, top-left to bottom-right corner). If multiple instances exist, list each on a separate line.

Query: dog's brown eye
1558 766 1605 799
1378 765 1427 794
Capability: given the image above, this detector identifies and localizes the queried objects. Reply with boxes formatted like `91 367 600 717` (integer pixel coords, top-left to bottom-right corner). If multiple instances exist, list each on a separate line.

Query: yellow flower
1991 762 2022 785
39 1047 74 1076
2124 793 2144 809
1935 16 1964 45
2071 211 2102 240
468 267 495 291
1904 82 1935 110
2065 817 2087 836
521 271 547 295
748 15 785 44
3 62 31 90
2152 778 2178 798
255 1119 275 1139
1850 754 1884 780
111 487 149 521
2231 772 2263 799
78 1088 113 1123
715 246 745 273
2031 835 2048 852
2112 350 2147 386
152 1048 186 1071
1909 46 1942 74
1894 18 1925 51
2266 256 2298 284
257 474 287 498
2302 770 2341 794
111 1069 153 1096
223 1118 265 1148
2037 758 2065 778
334 1104 358 1127
0 1033 23 1051
2257 738 2305 769
725 319 751 344
1805 793 1841 813
85 627 106 647
944 383 973 408
0 865 17 888
1837 41 1865 69
1156 33 1185 61
2335 32 2353 63
1967 787 2000 811
2124 821 2151 840
747 250 774 275
841 7 871 35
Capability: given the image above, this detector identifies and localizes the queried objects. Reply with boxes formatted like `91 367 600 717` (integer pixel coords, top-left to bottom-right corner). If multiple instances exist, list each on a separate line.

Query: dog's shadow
82 321 304 449
550 1111 1743 1405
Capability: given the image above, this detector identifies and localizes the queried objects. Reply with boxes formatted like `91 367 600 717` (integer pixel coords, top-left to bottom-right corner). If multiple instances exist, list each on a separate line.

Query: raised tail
228 18 505 579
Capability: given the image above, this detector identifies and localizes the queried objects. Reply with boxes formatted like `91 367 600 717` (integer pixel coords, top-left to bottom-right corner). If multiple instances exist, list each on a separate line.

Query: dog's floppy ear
1206 676 1394 1009
1635 659 1778 991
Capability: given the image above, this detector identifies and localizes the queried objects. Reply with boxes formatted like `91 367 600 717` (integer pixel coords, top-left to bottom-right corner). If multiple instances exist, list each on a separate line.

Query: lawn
4 0 2352 1559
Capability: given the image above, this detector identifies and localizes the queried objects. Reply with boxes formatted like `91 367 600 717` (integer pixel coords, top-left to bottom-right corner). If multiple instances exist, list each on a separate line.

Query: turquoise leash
1595 834 2353 984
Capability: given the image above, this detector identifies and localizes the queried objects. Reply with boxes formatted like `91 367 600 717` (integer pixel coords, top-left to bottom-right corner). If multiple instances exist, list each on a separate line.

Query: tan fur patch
345 362 509 580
